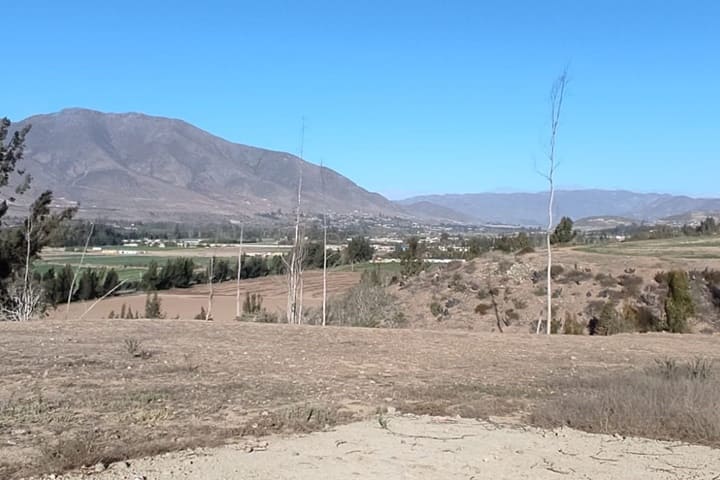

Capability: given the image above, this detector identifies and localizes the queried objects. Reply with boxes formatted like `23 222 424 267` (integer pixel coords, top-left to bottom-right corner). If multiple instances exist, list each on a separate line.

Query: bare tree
1 215 41 321
235 224 244 320
537 69 569 334
206 255 214 321
320 160 328 326
286 120 306 324
65 222 94 320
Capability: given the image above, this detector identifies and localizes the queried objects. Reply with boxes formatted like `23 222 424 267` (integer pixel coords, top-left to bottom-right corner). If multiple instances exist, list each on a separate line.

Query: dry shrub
557 269 593 285
429 301 447 317
618 274 643 296
588 301 635 335
474 303 492 315
505 308 520 322
530 359 720 447
243 404 344 436
39 431 119 474
562 312 584 335
512 298 528 310
594 272 618 288
326 274 405 327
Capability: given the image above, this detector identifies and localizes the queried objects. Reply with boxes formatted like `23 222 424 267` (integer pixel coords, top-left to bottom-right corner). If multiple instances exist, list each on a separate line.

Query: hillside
11 109 404 221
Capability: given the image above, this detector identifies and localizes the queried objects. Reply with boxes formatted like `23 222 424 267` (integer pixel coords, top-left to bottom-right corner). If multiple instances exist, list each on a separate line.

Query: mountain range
6 108 720 226
399 191 720 226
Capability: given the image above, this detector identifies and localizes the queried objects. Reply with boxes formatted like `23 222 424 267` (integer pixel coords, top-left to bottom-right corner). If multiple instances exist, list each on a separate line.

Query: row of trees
38 266 121 305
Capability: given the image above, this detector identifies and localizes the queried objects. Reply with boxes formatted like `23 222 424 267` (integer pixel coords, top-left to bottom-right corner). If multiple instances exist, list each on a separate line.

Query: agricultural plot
576 236 720 259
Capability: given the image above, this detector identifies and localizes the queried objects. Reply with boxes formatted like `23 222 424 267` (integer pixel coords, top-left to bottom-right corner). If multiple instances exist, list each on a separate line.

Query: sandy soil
49 270 361 320
62 414 720 480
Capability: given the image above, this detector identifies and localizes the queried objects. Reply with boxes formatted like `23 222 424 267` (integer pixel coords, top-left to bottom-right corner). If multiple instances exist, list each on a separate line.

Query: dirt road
64 414 720 479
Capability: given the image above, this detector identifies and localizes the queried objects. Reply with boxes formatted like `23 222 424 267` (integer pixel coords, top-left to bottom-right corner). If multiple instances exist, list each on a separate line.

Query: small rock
94 462 106 472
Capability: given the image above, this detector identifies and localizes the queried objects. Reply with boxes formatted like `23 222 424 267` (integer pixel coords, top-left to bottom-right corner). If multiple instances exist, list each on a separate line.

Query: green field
34 254 218 283
576 236 720 259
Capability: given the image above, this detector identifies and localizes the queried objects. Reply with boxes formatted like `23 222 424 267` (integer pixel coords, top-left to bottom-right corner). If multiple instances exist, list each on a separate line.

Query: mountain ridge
11 108 404 221
399 190 720 226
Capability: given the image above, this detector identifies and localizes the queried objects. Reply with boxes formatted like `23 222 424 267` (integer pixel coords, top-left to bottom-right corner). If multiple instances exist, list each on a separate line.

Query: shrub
326 275 405 328
563 312 584 335
474 303 492 315
194 306 207 320
512 298 528 310
516 246 535 255
123 338 149 358
429 301 446 317
242 292 263 314
623 303 664 332
619 274 644 296
654 271 669 284
665 271 694 333
589 301 635 335
144 292 165 319
594 273 618 288
558 269 593 284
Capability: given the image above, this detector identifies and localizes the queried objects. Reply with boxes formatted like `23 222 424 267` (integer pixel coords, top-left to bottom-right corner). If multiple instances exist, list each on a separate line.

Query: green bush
665 270 694 333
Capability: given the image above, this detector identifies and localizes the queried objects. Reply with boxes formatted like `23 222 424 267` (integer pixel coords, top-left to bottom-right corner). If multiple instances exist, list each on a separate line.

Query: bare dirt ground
62 414 720 480
50 270 361 320
1 320 719 478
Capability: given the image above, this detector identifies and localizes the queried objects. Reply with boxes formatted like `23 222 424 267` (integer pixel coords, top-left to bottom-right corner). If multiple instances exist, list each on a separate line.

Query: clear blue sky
3 1 719 199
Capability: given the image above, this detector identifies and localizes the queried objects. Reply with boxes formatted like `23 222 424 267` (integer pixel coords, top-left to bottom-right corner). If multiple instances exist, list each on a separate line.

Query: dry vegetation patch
531 358 720 447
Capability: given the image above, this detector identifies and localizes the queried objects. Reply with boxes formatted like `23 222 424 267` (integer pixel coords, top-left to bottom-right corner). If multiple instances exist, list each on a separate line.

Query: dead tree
65 222 94 320
206 256 214 321
286 120 306 324
320 160 328 326
537 69 569 334
235 225 244 320
1 215 41 321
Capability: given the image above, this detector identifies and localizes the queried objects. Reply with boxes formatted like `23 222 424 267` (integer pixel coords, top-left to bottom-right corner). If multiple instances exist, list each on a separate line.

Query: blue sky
3 1 719 199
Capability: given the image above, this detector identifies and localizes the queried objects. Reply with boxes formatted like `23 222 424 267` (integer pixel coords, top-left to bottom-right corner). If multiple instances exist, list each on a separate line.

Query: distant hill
399 201 476 224
399 190 720 226
10 108 404 221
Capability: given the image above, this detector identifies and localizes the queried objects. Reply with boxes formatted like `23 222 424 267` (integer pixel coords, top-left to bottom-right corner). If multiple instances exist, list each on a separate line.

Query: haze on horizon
4 1 718 200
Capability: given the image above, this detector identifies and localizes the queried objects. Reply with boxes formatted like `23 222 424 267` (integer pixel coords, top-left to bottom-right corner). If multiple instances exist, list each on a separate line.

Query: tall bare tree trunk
322 222 328 326
286 120 305 324
320 160 328 326
538 69 568 334
79 280 127 320
236 225 244 319
206 256 214 321
66 222 94 320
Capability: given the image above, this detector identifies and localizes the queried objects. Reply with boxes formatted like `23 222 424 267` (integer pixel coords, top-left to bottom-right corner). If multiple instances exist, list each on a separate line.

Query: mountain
399 201 476 224
10 108 403 221
399 190 720 226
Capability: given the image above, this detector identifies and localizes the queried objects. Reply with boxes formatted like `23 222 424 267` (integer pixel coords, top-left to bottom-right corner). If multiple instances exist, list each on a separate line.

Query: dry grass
1 320 720 478
531 358 720 447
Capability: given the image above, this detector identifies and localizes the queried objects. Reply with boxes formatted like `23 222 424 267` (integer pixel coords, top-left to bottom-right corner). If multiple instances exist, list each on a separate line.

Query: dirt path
64 414 719 479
